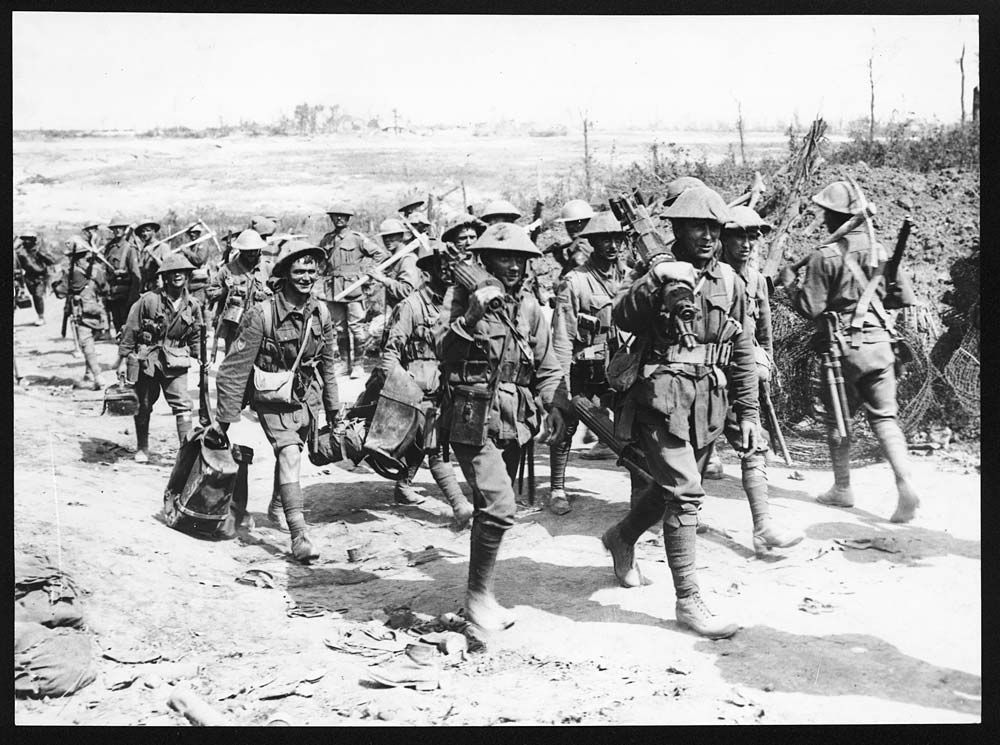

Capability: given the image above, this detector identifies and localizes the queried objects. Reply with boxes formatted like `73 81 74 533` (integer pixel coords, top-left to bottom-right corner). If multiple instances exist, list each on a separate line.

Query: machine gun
819 311 852 440
759 379 792 466
571 396 653 483
608 190 672 264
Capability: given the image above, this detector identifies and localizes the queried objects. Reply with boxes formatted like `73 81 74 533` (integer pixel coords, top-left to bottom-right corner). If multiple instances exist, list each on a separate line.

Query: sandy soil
13 304 981 725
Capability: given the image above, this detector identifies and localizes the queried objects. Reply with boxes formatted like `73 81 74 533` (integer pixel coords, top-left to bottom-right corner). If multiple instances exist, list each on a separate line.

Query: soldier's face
240 249 262 266
111 226 126 238
565 219 589 239
453 227 478 250
589 234 622 262
163 270 190 289
673 219 721 264
137 226 155 243
482 251 527 290
722 229 759 265
21 238 37 249
84 227 98 240
328 213 350 230
484 215 514 226
288 257 319 294
382 233 406 253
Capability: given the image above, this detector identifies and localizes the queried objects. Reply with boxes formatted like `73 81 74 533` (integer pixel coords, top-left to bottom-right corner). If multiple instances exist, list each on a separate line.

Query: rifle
609 190 672 264
571 396 653 483
820 312 851 440
198 318 211 427
759 380 792 467
527 199 544 243
516 439 536 505
885 216 911 287
61 249 78 339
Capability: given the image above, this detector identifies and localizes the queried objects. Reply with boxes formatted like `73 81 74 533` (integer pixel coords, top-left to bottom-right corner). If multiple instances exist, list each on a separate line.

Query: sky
12 13 980 132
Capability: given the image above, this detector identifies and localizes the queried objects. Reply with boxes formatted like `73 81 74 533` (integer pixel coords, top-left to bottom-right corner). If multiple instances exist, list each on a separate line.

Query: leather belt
654 342 733 366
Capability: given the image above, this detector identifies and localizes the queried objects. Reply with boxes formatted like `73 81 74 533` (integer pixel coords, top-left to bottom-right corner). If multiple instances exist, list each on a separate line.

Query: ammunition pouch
453 359 532 386
101 384 140 416
161 345 193 375
363 364 426 479
446 384 493 447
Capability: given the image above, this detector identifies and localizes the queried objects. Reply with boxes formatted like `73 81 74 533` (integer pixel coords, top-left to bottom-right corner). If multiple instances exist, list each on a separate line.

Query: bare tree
868 32 876 154
736 99 747 165
581 111 593 200
958 44 966 125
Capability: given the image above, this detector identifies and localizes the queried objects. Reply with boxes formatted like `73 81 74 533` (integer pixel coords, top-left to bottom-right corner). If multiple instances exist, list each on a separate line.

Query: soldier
380 242 475 523
81 221 103 251
206 229 272 358
479 200 522 227
315 203 388 379
15 229 58 325
57 237 112 390
368 218 422 317
102 216 143 334
209 240 340 563
778 180 920 523
180 223 212 307
656 177 707 249
544 199 595 275
398 196 425 221
407 211 433 238
436 223 566 632
441 213 486 253
600 186 759 639
113 254 204 464
134 218 167 292
219 226 242 265
549 212 631 515
703 206 804 555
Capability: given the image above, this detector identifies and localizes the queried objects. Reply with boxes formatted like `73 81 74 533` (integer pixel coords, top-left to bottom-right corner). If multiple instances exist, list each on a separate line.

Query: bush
828 120 979 173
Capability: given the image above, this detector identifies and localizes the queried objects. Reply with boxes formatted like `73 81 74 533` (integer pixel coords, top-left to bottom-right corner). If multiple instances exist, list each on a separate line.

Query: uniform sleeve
215 305 265 423
186 303 205 358
789 251 834 319
206 265 228 302
530 301 567 410
379 300 415 374
117 295 147 356
756 287 774 360
318 308 341 417
550 276 577 376
182 242 209 267
364 234 390 264
612 271 660 333
383 255 421 305
435 286 474 365
726 289 760 423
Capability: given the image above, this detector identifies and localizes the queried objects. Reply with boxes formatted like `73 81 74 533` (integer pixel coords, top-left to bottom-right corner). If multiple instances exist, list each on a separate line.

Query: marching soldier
657 176 706 248
705 206 804 555
549 212 630 516
600 186 759 639
398 196 425 221
15 229 58 325
114 254 204 463
441 213 486 253
436 223 566 632
479 200 522 227
206 229 272 358
315 203 387 379
81 221 103 251
368 218 421 317
778 180 920 523
380 242 475 523
179 223 212 306
210 240 340 563
134 218 167 292
544 199 595 275
57 237 112 390
102 216 142 334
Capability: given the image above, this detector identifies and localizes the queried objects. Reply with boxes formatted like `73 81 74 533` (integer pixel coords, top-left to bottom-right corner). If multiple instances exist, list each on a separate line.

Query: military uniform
381 247 421 313
180 231 212 306
118 283 204 456
787 214 919 522
381 283 473 522
59 241 111 388
315 228 387 364
103 234 143 332
15 239 57 321
206 256 272 355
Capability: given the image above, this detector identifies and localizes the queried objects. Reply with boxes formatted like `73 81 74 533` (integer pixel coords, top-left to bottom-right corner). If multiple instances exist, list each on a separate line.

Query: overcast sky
12 13 979 131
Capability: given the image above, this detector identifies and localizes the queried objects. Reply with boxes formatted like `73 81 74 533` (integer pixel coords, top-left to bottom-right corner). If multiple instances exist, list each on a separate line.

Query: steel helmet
135 218 161 232
469 223 542 257
724 206 772 234
661 186 732 225
663 176 707 205
156 253 196 275
250 215 277 237
378 218 409 237
326 202 355 216
578 211 624 237
555 199 595 223
186 223 206 235
231 229 268 253
107 215 131 229
398 196 425 215
414 238 447 270
18 229 38 240
812 180 860 214
82 220 102 231
479 200 522 222
270 239 325 278
408 211 431 227
441 214 487 244
64 236 92 256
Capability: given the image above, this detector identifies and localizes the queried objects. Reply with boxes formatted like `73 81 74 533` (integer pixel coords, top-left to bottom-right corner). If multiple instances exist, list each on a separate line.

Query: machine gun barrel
571 396 653 483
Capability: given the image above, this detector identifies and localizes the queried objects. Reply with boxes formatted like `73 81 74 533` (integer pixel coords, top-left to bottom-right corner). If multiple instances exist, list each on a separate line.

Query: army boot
600 523 649 588
870 419 921 523
581 440 616 460
665 513 738 639
134 415 150 463
743 453 803 557
278 482 319 563
546 438 573 515
428 456 473 529
394 460 427 505
465 519 516 632
267 468 289 531
817 431 855 507
703 441 724 480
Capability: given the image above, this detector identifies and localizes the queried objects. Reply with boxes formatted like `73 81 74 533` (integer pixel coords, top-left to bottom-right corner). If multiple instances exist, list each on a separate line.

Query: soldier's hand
464 286 504 326
540 408 566 444
738 419 759 455
369 270 388 285
776 266 797 287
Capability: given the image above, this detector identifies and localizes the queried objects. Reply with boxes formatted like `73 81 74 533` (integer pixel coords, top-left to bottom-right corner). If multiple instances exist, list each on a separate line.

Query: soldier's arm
550 276 577 376
215 305 265 424
530 300 569 411
379 301 414 374
757 287 774 361
364 234 390 264
435 286 474 363
788 251 833 319
182 242 209 267
117 295 147 358
727 290 760 424
382 256 420 305
186 304 204 358
317 308 341 419
612 269 660 333
205 265 228 302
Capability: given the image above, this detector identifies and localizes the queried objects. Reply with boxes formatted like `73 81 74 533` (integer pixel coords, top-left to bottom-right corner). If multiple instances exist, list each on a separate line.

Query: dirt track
13 305 981 725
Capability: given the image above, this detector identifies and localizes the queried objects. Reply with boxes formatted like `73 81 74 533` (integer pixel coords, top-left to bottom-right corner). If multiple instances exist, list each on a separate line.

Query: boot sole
677 619 739 640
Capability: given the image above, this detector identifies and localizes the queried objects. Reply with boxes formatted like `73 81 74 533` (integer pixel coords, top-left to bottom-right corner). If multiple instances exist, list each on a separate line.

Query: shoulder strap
261 296 275 341
841 250 889 327
715 261 737 310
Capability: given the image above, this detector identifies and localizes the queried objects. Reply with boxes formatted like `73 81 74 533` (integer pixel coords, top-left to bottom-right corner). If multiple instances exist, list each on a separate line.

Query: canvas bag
253 299 315 406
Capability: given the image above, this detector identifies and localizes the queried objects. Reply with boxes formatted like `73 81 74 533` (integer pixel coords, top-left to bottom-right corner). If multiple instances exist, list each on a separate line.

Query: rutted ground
13 308 980 725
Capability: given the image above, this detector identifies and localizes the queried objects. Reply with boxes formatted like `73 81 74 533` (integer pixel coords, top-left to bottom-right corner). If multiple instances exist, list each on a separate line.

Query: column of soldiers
14 175 922 639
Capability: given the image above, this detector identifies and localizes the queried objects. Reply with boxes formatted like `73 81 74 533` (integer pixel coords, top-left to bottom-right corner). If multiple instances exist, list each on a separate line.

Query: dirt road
13 306 981 725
